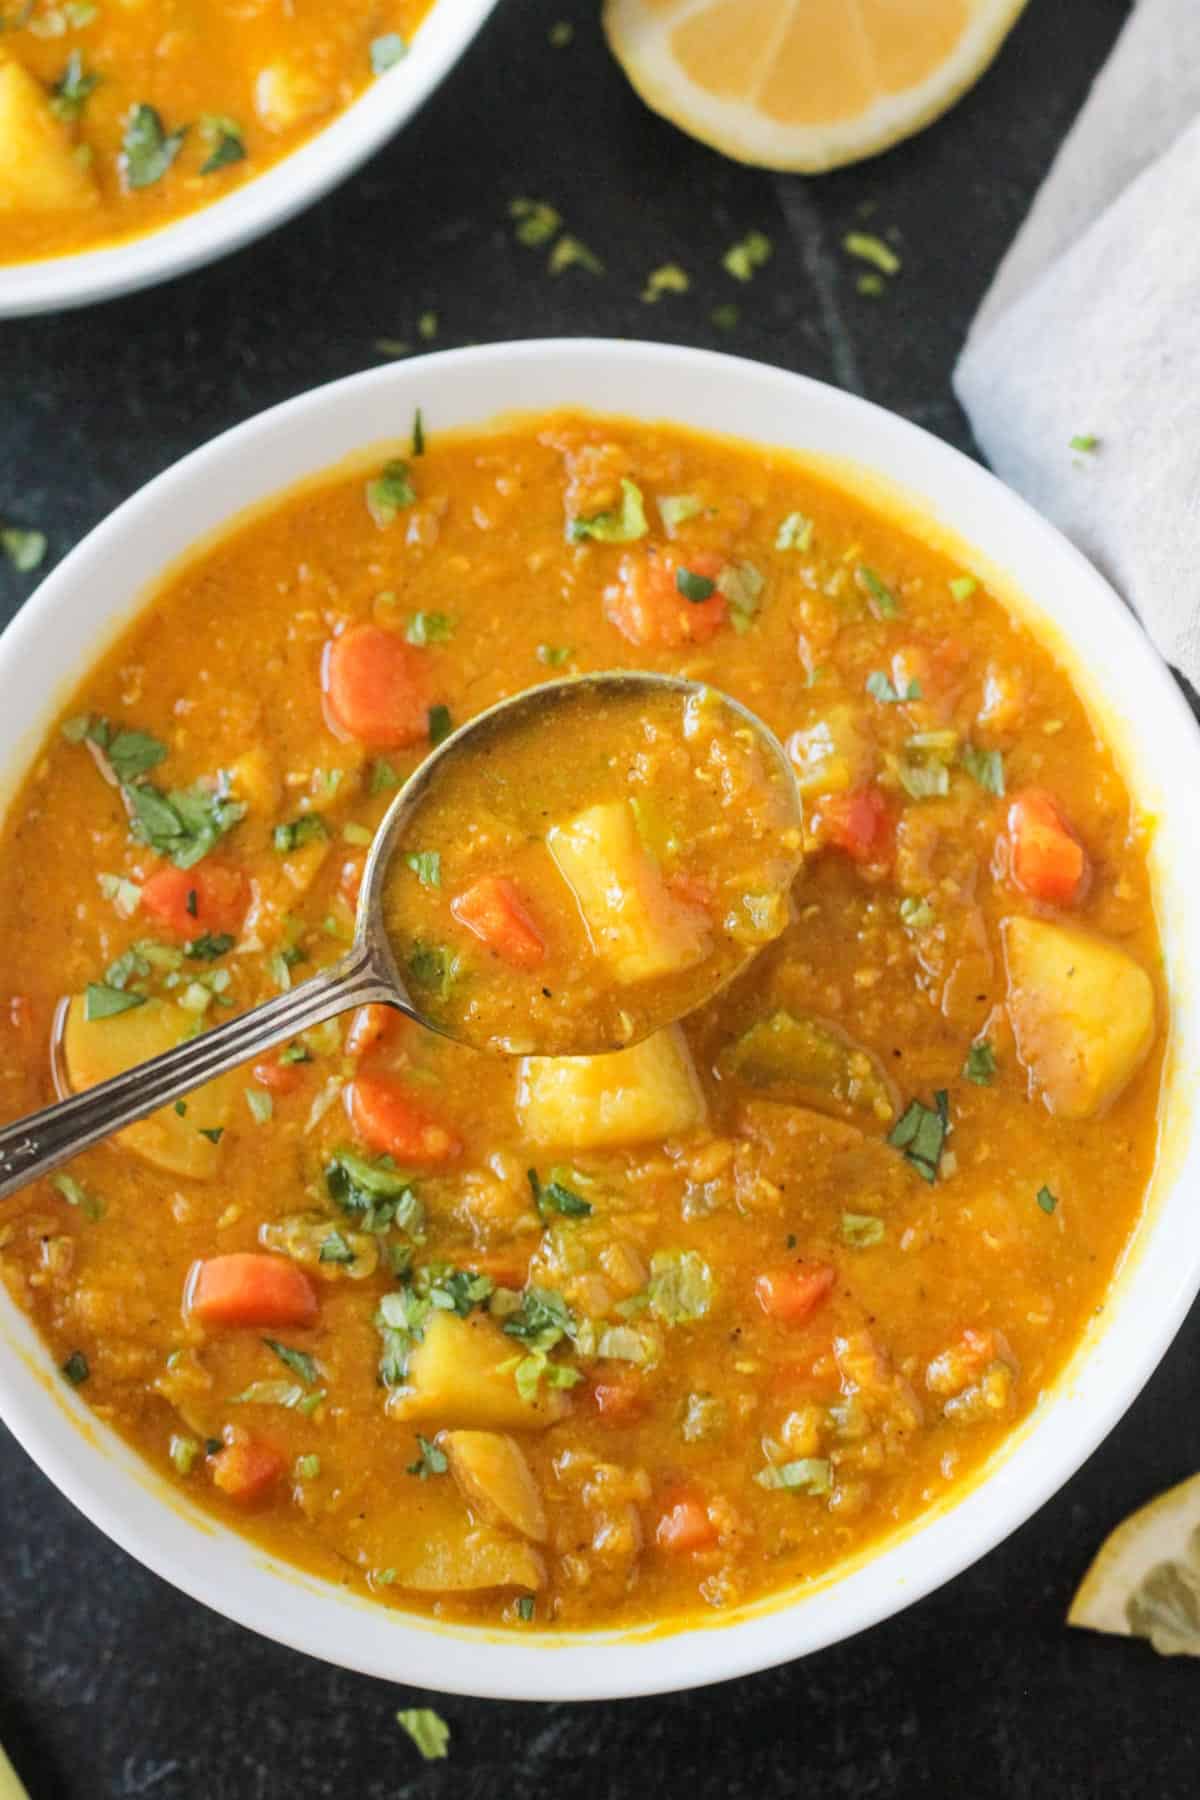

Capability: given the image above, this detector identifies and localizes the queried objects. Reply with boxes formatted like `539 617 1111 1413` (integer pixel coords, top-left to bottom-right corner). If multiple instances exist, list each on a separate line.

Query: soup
381 680 803 1055
0 411 1163 1633
0 0 434 266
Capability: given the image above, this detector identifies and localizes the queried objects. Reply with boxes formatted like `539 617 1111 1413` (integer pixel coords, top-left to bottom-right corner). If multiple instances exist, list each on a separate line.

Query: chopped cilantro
568 477 647 544
185 932 234 961
174 1101 187 1116
1037 1185 1058 1214
841 1212 884 1248
962 745 1005 796
647 1249 713 1324
509 197 560 247
895 751 949 801
1069 434 1099 454
318 1230 356 1265
657 494 702 533
548 234 604 276
244 1087 272 1125
396 1709 449 1762
411 407 425 457
279 1041 312 1065
121 103 186 189
888 1091 950 1183
517 1594 535 1621
405 611 453 646
528 1167 591 1221
198 114 245 173
294 1454 321 1481
417 310 438 340
61 1351 89 1386
857 273 886 297
641 263 689 303
417 1262 494 1317
755 1457 831 1494
406 941 458 1001
856 565 899 617
718 560 764 632
711 303 739 331
197 1127 224 1145
536 644 572 668
342 822 373 846
722 230 772 281
676 566 715 603
404 850 441 888
84 982 146 1021
370 31 407 73
326 1150 422 1235
427 704 453 745
50 1172 104 1221
843 232 901 276
126 779 244 869
365 459 416 527
71 720 167 783
949 575 978 602
1 526 47 573
964 1040 997 1085
376 1287 432 1386
99 873 142 918
899 896 934 929
169 1435 200 1475
50 49 97 119
369 758 401 794
406 1433 448 1480
775 512 813 552
264 1338 318 1385
273 814 328 853
866 670 919 704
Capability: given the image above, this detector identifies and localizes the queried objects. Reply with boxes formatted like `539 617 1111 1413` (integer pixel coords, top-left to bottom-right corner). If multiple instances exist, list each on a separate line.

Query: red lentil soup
0 411 1163 1633
0 0 434 266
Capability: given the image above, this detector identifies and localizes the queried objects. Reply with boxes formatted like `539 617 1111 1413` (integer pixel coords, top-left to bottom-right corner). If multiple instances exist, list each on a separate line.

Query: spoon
0 673 800 1202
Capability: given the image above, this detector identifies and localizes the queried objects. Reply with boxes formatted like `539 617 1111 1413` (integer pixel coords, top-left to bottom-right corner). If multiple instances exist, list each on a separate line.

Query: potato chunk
62 995 234 1177
387 1311 571 1431
786 704 874 797
392 1516 546 1592
517 1026 707 1148
1002 916 1155 1119
546 800 710 983
442 1430 547 1542
0 60 99 213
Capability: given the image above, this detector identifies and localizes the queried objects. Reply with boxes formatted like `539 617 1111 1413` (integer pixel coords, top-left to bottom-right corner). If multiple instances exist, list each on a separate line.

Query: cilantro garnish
856 565 899 617
888 1091 950 1183
568 477 647 545
273 814 329 853
528 1167 591 1221
61 1351 89 1387
326 1148 422 1235
657 494 702 533
962 745 1006 796
84 982 146 1021
1069 434 1099 454
50 1172 104 1221
126 779 244 869
722 230 772 281
121 103 186 189
719 560 764 632
428 704 453 745
404 851 441 888
843 232 901 276
641 263 689 303
949 575 978 602
517 1595 535 1622
365 459 416 527
548 235 603 276
1037 1185 1059 1214
264 1338 318 1386
50 49 98 120
1 526 46 573
406 941 458 999
406 1434 448 1480
775 512 813 552
185 932 234 961
369 758 401 794
536 644 572 668
866 670 920 704
964 1040 997 1085
676 566 715 603
396 1709 449 1762
754 1457 831 1494
405 612 453 646
198 114 245 174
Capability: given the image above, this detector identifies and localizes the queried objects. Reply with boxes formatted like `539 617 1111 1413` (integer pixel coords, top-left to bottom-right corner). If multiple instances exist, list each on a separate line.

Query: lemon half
604 0 1029 174
1069 1472 1200 1658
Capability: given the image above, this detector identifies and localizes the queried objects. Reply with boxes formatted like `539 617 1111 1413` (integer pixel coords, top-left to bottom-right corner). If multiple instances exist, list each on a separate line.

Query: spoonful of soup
0 673 802 1199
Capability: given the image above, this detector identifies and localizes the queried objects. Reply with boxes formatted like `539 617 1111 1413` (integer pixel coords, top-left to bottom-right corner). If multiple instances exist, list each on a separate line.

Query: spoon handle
0 944 399 1202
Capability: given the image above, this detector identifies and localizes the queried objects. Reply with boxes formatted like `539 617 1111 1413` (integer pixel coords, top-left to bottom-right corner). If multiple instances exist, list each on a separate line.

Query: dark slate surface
3 1 1197 1795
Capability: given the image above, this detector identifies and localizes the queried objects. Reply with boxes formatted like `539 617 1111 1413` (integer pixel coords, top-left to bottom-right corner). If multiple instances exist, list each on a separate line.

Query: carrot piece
251 1055 305 1096
322 624 431 749
820 785 892 865
347 1073 461 1166
346 1002 405 1059
141 862 249 942
450 876 546 970
655 1488 719 1553
604 548 726 648
592 1371 648 1423
188 1253 318 1329
1007 789 1088 906
754 1263 836 1325
210 1436 285 1505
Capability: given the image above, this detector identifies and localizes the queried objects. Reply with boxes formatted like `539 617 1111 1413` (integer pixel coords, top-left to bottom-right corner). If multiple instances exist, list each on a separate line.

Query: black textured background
3 3 1196 1795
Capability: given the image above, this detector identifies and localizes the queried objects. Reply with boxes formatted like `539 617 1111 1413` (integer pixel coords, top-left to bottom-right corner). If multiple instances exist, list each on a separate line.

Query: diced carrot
346 1003 405 1058
604 548 726 648
210 1435 285 1505
141 862 249 942
450 876 546 970
187 1253 319 1329
592 1370 648 1423
1007 789 1088 906
820 785 892 865
655 1488 719 1553
346 1073 461 1166
339 855 365 905
755 1263 836 1326
252 1055 305 1096
322 624 431 749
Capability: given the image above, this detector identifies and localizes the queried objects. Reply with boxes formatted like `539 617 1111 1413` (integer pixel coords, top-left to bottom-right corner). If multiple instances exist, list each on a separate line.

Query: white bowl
1 341 1197 1699
0 0 501 319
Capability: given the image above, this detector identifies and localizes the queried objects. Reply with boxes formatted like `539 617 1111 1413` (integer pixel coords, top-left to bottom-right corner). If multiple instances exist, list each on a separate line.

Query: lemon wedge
603 0 1028 173
1068 1472 1200 1657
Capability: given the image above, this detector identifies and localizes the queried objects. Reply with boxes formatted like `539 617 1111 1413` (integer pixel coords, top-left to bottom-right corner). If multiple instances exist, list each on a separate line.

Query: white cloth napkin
954 0 1200 688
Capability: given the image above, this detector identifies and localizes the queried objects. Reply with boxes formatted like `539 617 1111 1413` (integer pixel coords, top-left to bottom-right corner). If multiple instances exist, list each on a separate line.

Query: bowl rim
1 338 1198 1701
0 0 502 320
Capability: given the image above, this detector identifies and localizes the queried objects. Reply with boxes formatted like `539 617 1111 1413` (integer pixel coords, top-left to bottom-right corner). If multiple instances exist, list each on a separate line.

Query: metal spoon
0 673 800 1201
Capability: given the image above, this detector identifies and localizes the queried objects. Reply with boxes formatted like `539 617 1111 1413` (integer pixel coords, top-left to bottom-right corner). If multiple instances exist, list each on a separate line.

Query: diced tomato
322 624 431 749
604 548 727 649
592 1370 648 1423
187 1253 318 1329
346 1003 405 1059
346 1073 461 1166
210 1435 285 1505
450 876 546 970
141 862 249 942
339 855 365 906
755 1263 836 1326
1006 789 1088 906
820 785 892 865
655 1488 719 1553
251 1055 305 1096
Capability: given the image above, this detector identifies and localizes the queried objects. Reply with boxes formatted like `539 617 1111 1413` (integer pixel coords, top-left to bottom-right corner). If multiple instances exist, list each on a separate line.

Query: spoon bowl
0 672 800 1200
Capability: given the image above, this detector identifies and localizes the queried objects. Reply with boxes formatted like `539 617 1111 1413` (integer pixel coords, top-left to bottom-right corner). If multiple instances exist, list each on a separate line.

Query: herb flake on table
1070 434 1099 454
843 231 901 276
722 230 772 281
1 525 47 573
121 103 186 189
396 1709 450 1762
641 263 689 303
